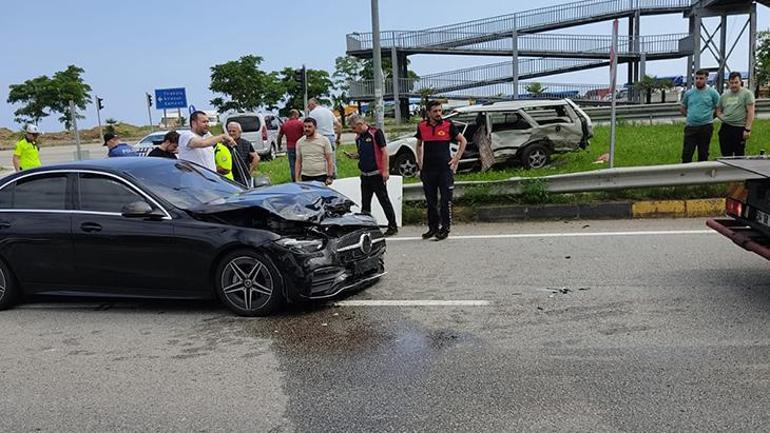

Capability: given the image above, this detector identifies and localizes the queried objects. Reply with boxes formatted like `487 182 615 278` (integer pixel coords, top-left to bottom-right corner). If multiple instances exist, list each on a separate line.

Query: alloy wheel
220 256 274 312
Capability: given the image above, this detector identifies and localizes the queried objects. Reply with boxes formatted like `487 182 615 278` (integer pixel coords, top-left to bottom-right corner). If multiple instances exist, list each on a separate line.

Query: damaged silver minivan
387 99 593 176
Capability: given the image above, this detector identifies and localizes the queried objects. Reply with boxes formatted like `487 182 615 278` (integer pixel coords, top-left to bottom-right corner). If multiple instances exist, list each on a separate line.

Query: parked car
134 131 168 157
221 112 277 160
0 158 385 316
707 158 770 261
386 99 593 177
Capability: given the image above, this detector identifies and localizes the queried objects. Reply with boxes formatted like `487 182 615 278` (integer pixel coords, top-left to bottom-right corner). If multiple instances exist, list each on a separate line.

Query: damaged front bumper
270 228 387 301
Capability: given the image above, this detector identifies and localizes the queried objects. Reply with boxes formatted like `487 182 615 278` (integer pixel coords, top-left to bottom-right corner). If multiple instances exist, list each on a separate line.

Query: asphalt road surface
1 218 768 432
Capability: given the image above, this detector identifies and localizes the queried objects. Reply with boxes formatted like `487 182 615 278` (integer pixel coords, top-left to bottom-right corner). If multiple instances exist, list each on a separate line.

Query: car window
522 105 574 125
228 116 261 133
140 135 162 144
4 174 68 210
78 173 147 214
131 160 244 210
489 112 531 131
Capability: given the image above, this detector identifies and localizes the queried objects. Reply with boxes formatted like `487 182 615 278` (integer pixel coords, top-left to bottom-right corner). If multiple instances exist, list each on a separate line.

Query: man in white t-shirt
307 98 341 174
177 111 235 172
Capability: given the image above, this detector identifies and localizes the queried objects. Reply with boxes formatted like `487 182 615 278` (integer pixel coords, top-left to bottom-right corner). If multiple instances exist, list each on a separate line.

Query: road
0 218 768 432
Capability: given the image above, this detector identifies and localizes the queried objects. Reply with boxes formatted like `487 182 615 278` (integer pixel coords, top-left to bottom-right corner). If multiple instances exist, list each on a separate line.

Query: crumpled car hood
189 182 377 226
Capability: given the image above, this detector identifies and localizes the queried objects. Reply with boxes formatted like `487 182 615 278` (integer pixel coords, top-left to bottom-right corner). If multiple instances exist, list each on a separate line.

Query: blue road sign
155 88 187 110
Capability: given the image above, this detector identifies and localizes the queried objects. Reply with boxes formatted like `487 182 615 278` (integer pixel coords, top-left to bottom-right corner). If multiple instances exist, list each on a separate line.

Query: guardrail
584 99 770 121
402 161 764 202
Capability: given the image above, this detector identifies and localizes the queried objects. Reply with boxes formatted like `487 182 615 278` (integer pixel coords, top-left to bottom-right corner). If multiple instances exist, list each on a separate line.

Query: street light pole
371 0 385 130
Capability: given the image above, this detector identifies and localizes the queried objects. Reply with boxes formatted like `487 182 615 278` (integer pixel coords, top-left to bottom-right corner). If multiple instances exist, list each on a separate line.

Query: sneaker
435 230 449 241
383 227 398 237
421 229 438 240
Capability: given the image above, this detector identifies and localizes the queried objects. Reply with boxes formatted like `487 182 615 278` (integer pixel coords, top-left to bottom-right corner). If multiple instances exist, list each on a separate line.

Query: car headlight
275 238 325 254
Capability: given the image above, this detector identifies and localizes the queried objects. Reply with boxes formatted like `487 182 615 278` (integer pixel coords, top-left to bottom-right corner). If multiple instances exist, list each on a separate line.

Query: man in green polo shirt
717 71 755 157
680 69 720 163
13 124 43 172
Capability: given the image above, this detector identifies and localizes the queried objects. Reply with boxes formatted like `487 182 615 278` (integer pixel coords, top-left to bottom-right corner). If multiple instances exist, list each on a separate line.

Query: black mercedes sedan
0 158 386 316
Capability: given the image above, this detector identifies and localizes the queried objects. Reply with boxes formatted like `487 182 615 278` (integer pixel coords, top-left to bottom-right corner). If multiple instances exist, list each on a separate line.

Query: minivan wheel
520 144 550 169
215 250 284 317
0 259 19 310
393 152 418 177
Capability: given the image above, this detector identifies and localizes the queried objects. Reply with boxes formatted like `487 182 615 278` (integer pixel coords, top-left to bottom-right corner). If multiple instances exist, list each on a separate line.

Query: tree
7 65 92 129
209 55 285 113
634 75 674 104
756 29 770 94
278 67 334 116
105 118 118 135
526 82 547 97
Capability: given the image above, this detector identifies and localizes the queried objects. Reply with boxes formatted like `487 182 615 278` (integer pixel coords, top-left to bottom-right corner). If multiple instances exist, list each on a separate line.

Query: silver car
387 99 593 176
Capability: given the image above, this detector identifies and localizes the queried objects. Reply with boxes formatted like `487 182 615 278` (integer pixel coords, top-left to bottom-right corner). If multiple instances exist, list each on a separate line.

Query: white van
220 112 277 160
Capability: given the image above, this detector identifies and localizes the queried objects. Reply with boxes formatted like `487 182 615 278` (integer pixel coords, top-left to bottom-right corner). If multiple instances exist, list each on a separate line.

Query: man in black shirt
345 114 398 236
415 100 467 241
226 121 259 175
148 131 179 159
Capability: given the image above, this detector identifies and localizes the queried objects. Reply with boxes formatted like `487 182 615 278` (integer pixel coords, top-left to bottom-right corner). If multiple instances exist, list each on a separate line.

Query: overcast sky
1 0 767 131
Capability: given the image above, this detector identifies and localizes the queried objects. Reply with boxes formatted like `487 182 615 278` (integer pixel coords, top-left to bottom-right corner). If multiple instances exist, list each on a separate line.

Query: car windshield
130 160 245 210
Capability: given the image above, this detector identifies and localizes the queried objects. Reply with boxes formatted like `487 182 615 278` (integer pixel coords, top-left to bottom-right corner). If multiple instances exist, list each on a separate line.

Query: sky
1 0 767 132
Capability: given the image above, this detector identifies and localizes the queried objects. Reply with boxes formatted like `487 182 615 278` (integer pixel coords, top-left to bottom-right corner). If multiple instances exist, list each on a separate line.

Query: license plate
756 209 770 227
353 258 380 276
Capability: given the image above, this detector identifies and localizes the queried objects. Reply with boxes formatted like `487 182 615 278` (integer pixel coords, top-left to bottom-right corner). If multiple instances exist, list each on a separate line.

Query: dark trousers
718 124 746 157
287 149 297 182
682 124 714 163
301 174 327 182
422 168 454 232
360 174 398 229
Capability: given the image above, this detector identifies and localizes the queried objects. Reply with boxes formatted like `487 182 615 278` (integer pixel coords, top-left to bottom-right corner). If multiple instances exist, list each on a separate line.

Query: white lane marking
334 300 492 307
387 229 715 242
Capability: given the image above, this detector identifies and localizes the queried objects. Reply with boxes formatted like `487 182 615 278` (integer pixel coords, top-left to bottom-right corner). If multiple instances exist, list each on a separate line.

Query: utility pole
371 0 385 130
609 19 619 169
69 100 83 160
303 65 308 116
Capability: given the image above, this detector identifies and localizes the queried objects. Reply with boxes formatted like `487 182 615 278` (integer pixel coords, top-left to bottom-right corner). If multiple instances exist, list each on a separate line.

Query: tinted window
140 134 163 144
228 116 261 133
78 174 146 213
12 174 68 210
490 112 531 131
131 160 244 210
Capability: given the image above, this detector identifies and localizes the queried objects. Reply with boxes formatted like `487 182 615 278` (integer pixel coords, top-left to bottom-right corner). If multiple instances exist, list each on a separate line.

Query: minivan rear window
228 116 261 133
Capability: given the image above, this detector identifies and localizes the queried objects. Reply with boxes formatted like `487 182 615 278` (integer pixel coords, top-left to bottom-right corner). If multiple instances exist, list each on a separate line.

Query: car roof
1 157 177 181
452 99 574 114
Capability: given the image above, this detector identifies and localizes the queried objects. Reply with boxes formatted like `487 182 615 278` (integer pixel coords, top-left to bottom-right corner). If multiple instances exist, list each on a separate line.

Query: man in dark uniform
345 114 398 237
416 100 467 241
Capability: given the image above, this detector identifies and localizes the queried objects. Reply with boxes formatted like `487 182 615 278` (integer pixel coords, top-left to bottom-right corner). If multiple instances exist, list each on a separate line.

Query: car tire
520 143 550 169
215 249 284 317
393 152 418 177
0 259 19 310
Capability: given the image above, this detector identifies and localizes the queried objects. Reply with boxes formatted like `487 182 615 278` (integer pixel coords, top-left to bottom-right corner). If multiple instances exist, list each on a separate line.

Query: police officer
416 100 467 241
13 124 43 172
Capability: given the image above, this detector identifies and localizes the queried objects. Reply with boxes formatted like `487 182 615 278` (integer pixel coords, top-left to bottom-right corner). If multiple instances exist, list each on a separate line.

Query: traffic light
146 93 153 107
96 97 104 111
293 66 306 87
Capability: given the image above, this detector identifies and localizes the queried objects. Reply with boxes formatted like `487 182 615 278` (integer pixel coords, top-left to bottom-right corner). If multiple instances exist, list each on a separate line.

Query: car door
0 172 76 292
487 111 534 158
71 172 179 295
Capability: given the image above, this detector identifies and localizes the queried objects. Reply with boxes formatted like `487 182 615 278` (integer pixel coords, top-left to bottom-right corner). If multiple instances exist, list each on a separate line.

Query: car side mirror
121 201 155 218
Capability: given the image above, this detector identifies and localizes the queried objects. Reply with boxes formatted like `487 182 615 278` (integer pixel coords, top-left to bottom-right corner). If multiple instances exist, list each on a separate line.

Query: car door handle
80 222 103 233
0 221 10 229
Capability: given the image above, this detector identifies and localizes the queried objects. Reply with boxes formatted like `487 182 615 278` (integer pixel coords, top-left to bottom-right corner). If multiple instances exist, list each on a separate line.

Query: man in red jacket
346 114 398 237
278 109 305 181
